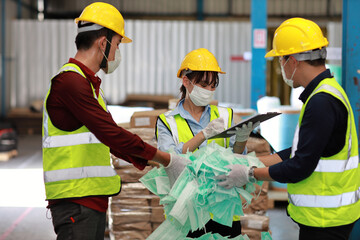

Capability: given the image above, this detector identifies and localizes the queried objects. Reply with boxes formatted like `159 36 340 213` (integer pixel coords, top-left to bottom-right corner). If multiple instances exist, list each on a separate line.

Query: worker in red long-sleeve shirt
42 3 189 240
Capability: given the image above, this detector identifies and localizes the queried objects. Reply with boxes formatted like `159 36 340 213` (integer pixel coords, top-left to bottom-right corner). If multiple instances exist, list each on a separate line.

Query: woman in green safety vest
156 48 259 238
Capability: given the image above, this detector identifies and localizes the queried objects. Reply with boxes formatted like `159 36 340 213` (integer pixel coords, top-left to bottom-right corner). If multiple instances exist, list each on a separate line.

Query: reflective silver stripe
314 155 359 172
77 22 103 33
43 65 106 149
60 65 98 100
217 107 229 130
44 166 116 183
99 88 108 111
290 123 300 157
164 111 179 145
43 105 50 138
289 187 360 208
43 132 101 148
58 65 85 77
217 107 229 146
315 84 352 157
291 83 353 163
165 108 230 146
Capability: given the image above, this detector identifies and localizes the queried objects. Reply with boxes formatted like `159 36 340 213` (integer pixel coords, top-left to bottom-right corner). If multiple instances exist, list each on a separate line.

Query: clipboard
208 112 281 139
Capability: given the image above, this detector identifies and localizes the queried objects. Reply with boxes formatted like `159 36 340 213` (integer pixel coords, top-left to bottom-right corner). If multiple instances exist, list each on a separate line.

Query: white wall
9 19 252 108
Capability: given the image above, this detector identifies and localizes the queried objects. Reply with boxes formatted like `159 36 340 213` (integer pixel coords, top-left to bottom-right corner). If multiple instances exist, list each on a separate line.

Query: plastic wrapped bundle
140 142 267 240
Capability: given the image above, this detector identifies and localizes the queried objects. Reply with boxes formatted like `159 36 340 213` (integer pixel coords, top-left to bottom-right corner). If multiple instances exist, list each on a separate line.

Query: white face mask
280 57 297 88
106 48 121 74
100 39 121 74
187 82 215 106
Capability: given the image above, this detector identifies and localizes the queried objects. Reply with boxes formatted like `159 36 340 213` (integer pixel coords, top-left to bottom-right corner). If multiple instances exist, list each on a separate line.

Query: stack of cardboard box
109 109 272 239
241 136 272 239
109 165 165 240
109 125 164 240
129 109 168 129
241 181 271 240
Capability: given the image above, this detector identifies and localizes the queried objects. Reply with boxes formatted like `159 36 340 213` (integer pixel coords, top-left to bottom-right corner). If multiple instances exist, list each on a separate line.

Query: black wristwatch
248 166 257 183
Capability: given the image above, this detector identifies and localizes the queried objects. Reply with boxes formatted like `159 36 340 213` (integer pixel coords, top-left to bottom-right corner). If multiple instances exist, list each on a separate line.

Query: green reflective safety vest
42 63 121 200
156 105 232 149
287 77 360 227
157 105 241 221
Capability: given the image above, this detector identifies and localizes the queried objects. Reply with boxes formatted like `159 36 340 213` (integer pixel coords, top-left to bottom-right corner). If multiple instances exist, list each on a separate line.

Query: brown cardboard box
111 230 152 240
111 127 158 168
114 166 152 182
243 181 269 214
122 94 175 109
130 109 168 128
152 222 161 231
242 229 262 240
150 197 161 206
110 198 149 211
7 108 42 135
150 206 165 223
243 194 269 214
111 211 151 225
112 183 151 201
125 128 157 141
246 136 272 157
241 214 269 231
233 109 257 124
111 222 152 232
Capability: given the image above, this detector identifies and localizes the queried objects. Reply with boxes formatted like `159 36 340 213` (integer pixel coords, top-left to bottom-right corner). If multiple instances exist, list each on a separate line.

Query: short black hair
186 71 219 88
75 28 115 50
179 71 219 101
304 58 326 66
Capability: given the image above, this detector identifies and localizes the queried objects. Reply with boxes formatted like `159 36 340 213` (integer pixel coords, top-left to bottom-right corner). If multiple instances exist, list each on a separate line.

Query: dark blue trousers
298 221 356 240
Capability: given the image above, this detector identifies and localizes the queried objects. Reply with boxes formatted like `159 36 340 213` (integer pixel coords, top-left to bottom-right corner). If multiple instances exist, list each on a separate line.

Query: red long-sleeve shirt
46 58 157 212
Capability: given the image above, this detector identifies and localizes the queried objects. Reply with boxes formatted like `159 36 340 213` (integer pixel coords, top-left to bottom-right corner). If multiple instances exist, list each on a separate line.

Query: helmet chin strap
100 29 114 69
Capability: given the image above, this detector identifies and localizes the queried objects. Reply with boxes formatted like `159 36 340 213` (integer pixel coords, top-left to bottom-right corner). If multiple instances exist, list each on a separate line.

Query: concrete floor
0 134 299 240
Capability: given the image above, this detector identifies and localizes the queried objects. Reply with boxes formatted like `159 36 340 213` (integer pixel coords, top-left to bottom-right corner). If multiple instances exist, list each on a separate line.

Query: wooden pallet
0 150 18 161
268 190 288 208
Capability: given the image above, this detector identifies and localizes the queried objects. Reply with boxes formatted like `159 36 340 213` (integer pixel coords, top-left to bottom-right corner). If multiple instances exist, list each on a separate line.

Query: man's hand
228 121 260 142
215 164 250 189
164 154 191 187
202 117 225 139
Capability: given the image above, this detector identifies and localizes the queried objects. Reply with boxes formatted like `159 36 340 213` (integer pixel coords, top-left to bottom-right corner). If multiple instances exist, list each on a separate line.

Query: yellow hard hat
75 2 132 43
265 17 328 58
177 48 225 78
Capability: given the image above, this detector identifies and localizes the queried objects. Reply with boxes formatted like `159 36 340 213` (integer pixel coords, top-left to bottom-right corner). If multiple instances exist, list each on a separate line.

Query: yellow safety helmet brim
265 18 328 58
75 2 132 43
177 48 225 78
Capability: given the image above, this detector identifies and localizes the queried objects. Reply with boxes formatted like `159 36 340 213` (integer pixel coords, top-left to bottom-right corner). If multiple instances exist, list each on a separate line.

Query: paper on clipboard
209 112 281 139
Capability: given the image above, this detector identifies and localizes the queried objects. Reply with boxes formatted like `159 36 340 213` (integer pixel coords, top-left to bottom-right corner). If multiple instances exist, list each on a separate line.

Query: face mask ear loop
282 57 297 83
242 184 251 209
254 184 262 200
290 67 297 80
99 29 113 69
289 57 298 80
282 57 290 68
242 198 250 210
